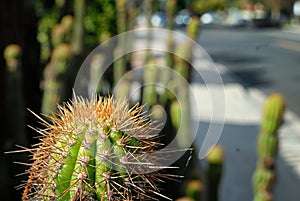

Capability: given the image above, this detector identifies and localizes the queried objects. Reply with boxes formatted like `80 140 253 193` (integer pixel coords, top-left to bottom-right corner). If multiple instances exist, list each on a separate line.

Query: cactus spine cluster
253 93 285 201
22 96 170 201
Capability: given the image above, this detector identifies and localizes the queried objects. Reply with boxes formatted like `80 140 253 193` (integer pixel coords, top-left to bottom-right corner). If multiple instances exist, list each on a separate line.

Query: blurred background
1 0 300 200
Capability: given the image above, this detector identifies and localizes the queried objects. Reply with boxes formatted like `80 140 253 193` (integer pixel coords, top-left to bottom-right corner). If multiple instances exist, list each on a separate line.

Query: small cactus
206 145 224 201
4 44 22 72
261 93 285 134
22 96 172 200
185 180 202 200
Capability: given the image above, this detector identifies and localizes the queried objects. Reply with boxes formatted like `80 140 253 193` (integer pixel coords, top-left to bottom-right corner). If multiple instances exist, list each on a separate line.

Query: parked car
151 12 167 27
174 9 192 27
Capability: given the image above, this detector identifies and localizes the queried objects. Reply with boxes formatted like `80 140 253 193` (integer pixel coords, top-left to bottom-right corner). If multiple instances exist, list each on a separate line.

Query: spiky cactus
205 145 224 201
22 96 172 200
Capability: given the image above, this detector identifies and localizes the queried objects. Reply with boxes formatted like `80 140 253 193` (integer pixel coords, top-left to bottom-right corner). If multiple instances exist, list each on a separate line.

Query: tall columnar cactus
186 16 200 42
253 158 275 194
4 44 27 145
114 0 127 85
253 93 285 200
22 96 171 201
261 93 285 134
41 43 72 115
142 59 158 107
185 179 202 201
161 0 177 105
206 145 224 201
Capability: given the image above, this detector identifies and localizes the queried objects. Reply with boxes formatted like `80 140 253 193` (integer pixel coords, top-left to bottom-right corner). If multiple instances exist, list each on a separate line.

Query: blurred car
136 12 167 27
200 12 221 25
151 12 167 27
174 9 192 27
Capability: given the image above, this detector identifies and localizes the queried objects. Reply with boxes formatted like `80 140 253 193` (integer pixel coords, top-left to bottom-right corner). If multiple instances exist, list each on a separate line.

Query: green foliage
193 0 227 14
85 0 117 45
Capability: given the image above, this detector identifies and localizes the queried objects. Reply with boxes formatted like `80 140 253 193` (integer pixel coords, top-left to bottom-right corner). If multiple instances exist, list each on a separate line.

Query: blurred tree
192 0 227 14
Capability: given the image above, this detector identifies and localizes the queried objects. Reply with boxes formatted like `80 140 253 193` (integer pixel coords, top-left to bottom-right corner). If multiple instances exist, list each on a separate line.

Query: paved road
198 26 300 117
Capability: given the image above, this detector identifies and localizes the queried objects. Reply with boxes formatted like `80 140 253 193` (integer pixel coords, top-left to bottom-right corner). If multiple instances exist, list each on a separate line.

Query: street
199 26 300 117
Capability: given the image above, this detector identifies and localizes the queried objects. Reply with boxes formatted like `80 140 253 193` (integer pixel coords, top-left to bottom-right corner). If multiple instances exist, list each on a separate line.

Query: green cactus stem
114 0 127 85
253 157 275 194
261 93 285 134
71 0 85 55
142 59 158 107
61 15 74 43
253 93 285 201
186 16 200 42
176 197 195 201
4 44 27 145
253 190 273 201
37 11 59 63
185 180 202 201
170 100 181 132
206 145 224 201
41 44 72 115
166 0 177 30
51 24 66 47
22 96 172 201
257 132 278 159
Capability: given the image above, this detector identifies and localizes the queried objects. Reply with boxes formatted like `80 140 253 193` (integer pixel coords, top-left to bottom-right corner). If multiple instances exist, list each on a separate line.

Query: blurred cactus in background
253 93 285 201
205 145 224 201
41 44 72 115
4 44 27 146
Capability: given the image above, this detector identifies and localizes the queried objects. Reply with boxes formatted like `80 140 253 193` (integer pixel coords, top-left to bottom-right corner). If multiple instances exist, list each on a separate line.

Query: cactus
4 44 27 145
261 93 285 134
176 197 195 201
186 16 200 42
253 165 275 194
170 100 181 132
253 93 285 200
257 132 278 159
206 145 224 201
37 11 59 63
22 96 172 201
51 24 66 47
185 180 202 200
113 0 127 85
253 190 273 201
61 15 74 43
41 43 72 115
142 59 158 107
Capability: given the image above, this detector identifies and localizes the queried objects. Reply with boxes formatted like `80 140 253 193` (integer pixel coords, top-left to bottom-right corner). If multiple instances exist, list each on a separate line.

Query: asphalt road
198 26 300 117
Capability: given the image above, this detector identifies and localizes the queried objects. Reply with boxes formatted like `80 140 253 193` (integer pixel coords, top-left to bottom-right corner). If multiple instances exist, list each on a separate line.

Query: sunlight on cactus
21 95 175 201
